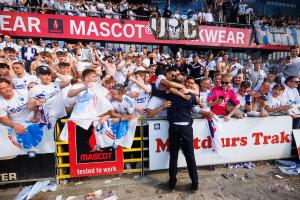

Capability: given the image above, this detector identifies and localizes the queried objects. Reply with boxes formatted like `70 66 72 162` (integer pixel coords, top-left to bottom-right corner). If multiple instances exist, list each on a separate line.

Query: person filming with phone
207 74 242 121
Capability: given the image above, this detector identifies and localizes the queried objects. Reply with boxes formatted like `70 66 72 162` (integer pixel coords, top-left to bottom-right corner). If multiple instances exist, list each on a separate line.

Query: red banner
0 11 252 48
68 121 123 178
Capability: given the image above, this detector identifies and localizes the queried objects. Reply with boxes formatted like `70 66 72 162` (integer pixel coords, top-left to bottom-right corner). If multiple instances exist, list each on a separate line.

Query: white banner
0 122 55 158
292 129 300 160
148 116 292 170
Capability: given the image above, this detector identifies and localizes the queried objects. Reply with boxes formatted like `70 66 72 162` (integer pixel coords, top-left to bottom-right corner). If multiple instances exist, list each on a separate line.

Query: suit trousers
168 123 198 188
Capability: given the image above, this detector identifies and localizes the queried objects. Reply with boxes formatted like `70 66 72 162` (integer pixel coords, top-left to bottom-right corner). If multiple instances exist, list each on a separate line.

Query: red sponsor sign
0 11 252 48
68 121 123 177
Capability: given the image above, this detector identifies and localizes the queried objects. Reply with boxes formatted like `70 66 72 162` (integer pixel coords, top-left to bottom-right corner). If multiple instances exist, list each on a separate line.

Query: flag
205 115 223 153
93 117 138 149
70 83 113 130
0 122 55 158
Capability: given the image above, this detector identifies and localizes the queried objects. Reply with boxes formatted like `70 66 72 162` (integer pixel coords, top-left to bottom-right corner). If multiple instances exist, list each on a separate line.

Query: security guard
166 75 200 192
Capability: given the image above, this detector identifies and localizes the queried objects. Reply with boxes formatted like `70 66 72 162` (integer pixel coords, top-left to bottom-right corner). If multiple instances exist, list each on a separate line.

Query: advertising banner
0 11 252 48
0 123 55 158
255 25 300 46
292 129 300 160
148 116 292 171
0 154 55 184
68 121 123 177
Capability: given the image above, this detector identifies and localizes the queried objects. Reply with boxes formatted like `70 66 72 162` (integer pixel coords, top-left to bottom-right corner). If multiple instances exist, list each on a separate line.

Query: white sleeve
266 97 273 106
192 105 200 113
0 104 7 118
155 75 166 89
76 62 84 72
28 86 38 98
124 96 135 114
147 97 163 110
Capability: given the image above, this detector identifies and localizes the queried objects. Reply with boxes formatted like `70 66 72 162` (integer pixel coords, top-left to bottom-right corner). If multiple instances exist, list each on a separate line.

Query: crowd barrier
0 115 298 184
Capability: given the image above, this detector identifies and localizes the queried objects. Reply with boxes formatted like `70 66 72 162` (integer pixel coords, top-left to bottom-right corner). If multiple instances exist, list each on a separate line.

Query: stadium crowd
1 0 299 26
0 35 300 135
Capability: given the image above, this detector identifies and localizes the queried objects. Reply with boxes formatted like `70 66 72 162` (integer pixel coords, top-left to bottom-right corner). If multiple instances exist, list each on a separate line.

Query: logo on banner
154 123 160 130
48 19 63 33
7 123 43 149
150 17 198 40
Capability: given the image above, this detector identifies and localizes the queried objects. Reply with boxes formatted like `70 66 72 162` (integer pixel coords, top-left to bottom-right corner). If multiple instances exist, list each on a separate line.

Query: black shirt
166 93 198 124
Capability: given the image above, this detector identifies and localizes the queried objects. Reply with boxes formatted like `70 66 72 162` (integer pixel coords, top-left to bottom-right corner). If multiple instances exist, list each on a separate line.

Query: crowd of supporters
0 0 299 26
1 35 300 136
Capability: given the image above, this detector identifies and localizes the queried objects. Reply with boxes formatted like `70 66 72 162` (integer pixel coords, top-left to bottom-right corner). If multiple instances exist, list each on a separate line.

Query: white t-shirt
55 75 73 102
290 57 300 64
267 95 281 108
238 4 247 15
204 13 214 22
110 95 135 115
12 73 39 97
147 96 167 117
114 61 134 84
155 74 166 89
248 69 267 89
205 60 216 71
199 90 210 111
0 91 33 123
280 84 300 106
29 82 66 119
76 61 91 72
128 83 151 110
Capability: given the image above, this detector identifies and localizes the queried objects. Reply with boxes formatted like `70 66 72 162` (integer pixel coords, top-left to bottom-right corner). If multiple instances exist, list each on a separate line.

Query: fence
0 115 298 184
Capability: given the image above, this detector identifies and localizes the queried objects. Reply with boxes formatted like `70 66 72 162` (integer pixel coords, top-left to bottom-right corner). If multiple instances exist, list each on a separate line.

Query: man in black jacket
166 75 200 192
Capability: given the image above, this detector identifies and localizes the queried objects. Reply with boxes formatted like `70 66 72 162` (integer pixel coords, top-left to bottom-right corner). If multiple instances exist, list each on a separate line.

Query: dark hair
186 76 195 81
3 47 16 53
82 68 96 80
0 78 11 85
58 62 70 68
166 68 176 73
290 45 299 51
0 63 10 69
12 62 24 67
70 77 81 85
240 80 251 89
285 76 299 84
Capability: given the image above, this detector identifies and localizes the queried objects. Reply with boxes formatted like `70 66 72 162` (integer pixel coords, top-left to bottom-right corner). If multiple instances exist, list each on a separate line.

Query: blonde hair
221 74 232 81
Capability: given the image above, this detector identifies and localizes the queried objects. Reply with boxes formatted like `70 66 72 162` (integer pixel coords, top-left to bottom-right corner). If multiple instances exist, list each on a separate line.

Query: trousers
168 123 198 188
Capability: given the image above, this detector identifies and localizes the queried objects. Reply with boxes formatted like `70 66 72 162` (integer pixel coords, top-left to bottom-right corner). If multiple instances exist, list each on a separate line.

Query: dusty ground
1 162 300 200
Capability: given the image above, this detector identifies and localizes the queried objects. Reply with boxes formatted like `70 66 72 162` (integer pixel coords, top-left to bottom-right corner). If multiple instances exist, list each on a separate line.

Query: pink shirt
207 86 240 115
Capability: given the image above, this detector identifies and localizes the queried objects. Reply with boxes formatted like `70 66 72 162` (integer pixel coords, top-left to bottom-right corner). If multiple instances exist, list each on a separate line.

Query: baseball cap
36 65 51 75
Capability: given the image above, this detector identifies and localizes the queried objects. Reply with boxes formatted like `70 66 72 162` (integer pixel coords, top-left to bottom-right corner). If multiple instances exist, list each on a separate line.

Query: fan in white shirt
11 62 39 97
127 70 151 117
28 66 70 123
108 84 136 123
0 78 34 134
280 76 300 107
266 84 292 115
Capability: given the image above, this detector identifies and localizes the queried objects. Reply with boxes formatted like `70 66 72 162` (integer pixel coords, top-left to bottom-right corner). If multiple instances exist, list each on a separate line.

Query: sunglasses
221 81 230 85
290 80 300 83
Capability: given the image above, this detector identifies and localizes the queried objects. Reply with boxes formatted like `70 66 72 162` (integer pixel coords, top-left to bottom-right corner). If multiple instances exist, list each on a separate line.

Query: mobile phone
245 95 251 103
